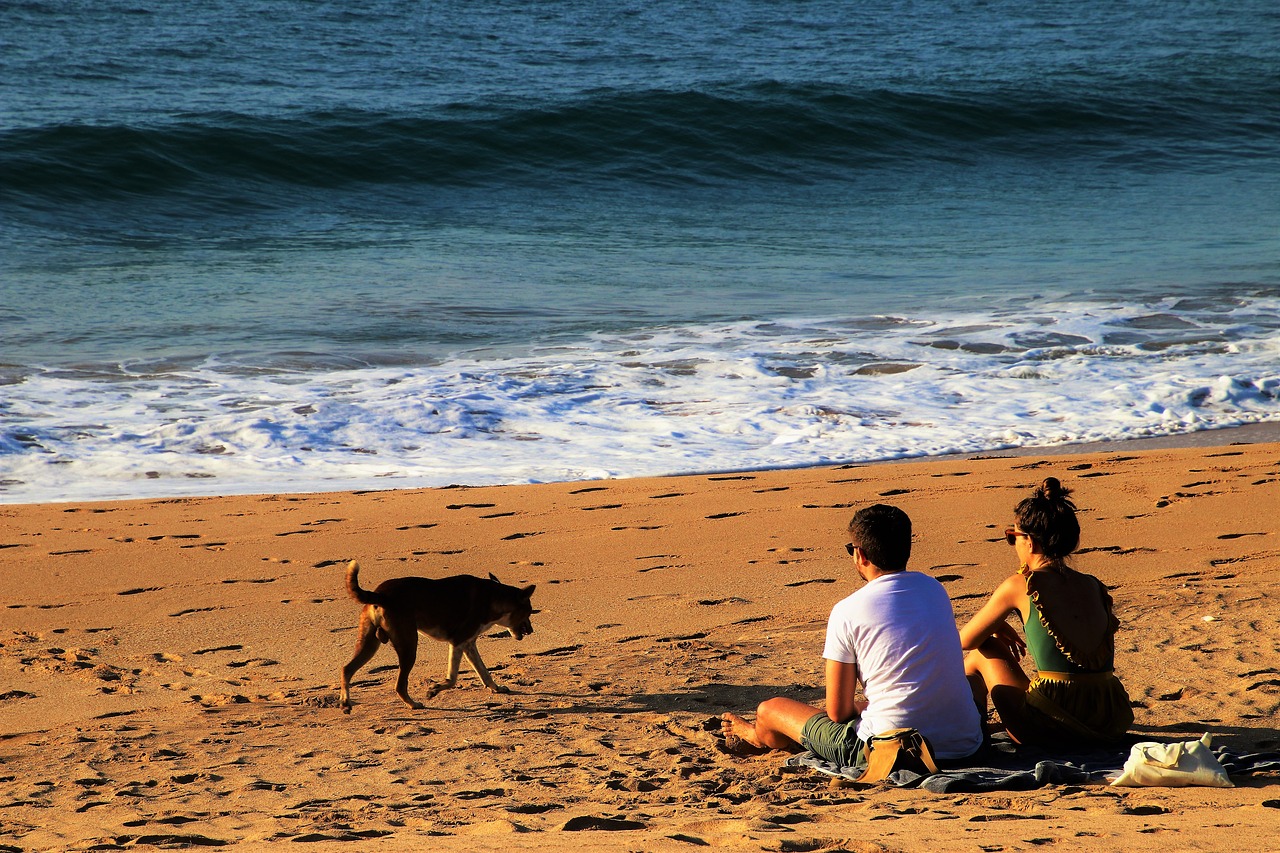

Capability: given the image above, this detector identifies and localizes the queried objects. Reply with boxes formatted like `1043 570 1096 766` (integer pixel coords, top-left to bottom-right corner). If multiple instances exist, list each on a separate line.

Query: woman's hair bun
1038 477 1071 501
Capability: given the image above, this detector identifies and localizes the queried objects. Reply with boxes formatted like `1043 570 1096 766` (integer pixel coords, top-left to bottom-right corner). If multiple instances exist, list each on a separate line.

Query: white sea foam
3 295 1279 504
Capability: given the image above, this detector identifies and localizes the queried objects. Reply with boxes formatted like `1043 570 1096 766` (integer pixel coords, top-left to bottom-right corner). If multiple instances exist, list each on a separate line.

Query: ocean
2 0 1279 504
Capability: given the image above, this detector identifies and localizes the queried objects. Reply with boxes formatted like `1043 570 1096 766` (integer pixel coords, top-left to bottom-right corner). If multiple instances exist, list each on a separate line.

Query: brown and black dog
339 561 536 713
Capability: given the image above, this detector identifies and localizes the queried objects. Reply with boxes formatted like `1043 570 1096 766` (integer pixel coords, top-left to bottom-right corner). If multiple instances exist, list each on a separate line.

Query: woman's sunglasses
1004 528 1029 546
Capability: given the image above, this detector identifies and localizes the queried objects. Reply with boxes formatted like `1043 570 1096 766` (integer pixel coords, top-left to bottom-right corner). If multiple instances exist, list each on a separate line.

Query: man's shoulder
865 569 943 592
843 570 951 614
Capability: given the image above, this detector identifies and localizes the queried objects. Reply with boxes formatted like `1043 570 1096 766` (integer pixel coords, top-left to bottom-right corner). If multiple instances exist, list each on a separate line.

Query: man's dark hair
847 504 912 572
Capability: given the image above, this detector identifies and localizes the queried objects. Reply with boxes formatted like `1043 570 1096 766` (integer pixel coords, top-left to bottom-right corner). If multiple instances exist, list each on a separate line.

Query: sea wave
4 293 1279 504
3 80 1277 210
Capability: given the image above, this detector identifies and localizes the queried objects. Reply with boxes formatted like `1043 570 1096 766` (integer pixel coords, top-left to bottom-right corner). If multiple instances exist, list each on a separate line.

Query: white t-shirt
822 570 983 759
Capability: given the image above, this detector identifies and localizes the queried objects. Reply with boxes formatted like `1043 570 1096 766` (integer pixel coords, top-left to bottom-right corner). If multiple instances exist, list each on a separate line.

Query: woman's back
1024 568 1118 674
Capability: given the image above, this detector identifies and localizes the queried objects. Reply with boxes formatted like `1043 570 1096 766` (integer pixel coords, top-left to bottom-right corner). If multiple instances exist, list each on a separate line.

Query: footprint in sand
194 645 243 655
501 531 543 540
708 475 755 481
1218 532 1266 540
118 587 163 596
754 486 790 493
482 511 518 518
170 606 225 618
650 492 684 499
705 512 744 519
612 525 662 531
446 503 497 510
394 522 438 530
569 486 609 494
784 578 835 587
581 504 623 511
639 564 684 573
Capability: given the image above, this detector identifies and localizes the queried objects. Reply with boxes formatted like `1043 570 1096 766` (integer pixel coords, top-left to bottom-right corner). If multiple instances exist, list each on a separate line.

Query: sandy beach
2 437 1278 852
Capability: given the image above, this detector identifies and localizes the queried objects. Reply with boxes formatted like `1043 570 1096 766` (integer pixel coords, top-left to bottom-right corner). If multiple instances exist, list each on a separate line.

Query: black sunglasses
845 542 859 556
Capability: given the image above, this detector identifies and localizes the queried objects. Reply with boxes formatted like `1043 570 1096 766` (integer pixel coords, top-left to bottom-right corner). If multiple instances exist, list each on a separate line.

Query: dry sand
2 438 1278 851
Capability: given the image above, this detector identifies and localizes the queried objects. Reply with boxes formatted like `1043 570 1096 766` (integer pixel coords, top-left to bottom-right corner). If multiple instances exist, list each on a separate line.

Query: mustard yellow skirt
1022 671 1133 745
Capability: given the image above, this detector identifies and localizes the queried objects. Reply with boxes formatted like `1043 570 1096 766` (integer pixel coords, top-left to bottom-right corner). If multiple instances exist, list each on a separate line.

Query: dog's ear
521 584 536 597
489 572 501 583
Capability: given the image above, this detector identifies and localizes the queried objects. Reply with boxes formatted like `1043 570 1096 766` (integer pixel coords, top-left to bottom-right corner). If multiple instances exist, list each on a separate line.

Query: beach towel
785 733 1280 793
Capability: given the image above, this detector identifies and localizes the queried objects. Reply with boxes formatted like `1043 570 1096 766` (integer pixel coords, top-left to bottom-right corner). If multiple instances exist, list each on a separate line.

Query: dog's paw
491 685 512 695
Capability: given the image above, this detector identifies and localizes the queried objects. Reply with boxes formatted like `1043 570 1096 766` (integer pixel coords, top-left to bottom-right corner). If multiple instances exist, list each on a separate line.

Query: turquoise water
2 0 1278 502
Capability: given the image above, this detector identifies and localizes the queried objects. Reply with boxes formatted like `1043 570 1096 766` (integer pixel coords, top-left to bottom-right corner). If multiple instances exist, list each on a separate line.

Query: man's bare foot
718 713 771 755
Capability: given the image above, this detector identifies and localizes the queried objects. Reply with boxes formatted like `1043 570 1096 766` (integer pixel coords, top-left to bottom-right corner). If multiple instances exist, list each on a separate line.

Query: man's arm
824 658 865 723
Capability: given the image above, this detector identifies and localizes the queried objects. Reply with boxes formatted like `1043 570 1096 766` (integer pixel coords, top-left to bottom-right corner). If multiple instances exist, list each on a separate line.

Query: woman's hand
988 619 1027 661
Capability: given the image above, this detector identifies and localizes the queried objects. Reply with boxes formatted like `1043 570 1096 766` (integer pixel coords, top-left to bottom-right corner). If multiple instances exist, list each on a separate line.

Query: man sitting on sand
720 504 983 767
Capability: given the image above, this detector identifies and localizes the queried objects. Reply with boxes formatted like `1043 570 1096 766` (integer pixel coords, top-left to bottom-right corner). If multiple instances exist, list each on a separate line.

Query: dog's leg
339 610 381 714
424 642 464 700
461 641 511 695
386 619 424 710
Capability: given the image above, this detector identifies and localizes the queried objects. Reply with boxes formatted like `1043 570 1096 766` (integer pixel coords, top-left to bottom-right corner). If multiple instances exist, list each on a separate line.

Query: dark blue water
2 0 1279 502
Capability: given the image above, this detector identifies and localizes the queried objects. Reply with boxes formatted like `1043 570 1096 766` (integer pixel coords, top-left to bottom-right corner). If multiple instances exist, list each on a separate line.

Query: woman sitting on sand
960 477 1132 746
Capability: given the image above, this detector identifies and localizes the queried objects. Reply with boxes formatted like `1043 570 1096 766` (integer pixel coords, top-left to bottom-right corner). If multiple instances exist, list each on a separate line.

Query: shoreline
2 434 1278 850
5 420 1279 511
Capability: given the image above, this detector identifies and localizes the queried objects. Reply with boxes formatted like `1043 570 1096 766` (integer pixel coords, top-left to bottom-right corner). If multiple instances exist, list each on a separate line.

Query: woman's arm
959 574 1029 653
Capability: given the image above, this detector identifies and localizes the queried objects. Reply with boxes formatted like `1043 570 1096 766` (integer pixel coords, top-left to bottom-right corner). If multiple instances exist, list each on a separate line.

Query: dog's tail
345 561 384 606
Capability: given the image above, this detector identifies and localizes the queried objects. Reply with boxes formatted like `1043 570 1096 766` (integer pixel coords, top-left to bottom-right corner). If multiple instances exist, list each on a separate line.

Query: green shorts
800 713 867 769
